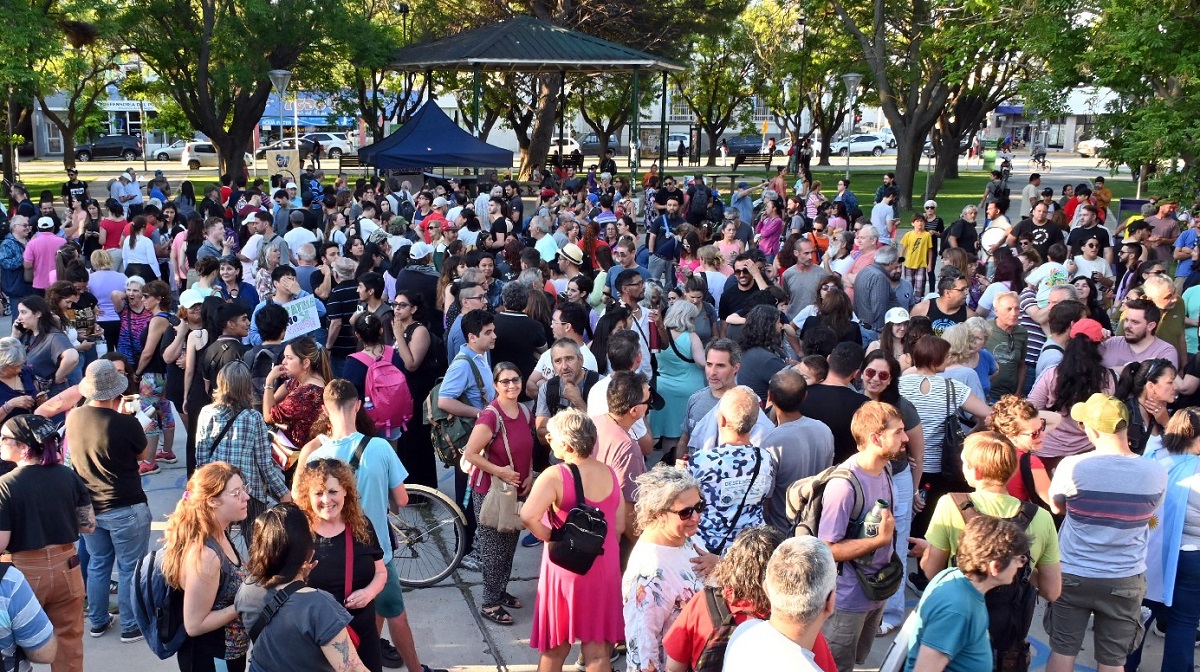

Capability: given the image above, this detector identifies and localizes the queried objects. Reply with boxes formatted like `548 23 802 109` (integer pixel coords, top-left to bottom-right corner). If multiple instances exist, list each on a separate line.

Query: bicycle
1027 156 1052 172
389 484 468 588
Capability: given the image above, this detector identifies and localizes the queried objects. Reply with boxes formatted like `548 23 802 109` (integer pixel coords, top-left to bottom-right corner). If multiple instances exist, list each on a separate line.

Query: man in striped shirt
1045 394 1166 672
0 563 57 670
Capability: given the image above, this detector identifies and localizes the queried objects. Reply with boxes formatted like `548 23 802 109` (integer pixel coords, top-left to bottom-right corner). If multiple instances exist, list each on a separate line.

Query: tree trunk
705 127 719 166
522 74 561 179
814 109 845 166
891 129 926 213
61 134 77 170
928 138 964 197
214 116 259 181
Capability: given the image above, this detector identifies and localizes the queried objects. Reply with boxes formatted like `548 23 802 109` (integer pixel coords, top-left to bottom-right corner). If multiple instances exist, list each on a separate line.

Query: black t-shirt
61 180 88 204
801 315 863 347
327 281 361 358
0 464 91 551
1174 353 1200 411
946 218 979 255
799 384 870 464
718 282 765 320
1010 219 1065 260
655 187 684 208
308 526 384 612
69 292 99 339
491 311 547 402
736 347 787 401
1066 225 1112 258
66 406 148 514
200 337 247 405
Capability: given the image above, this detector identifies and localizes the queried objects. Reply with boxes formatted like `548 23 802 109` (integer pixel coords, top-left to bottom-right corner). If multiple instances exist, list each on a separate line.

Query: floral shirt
687 444 777 552
622 540 706 672
266 381 324 447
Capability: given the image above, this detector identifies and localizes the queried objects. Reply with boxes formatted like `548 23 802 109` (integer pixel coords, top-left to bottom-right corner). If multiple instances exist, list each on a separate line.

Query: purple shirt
1100 336 1180 370
756 216 784 256
817 457 896 612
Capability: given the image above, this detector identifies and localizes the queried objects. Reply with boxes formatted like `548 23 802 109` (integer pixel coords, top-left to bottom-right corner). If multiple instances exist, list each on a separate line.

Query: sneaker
89 614 114 638
879 622 898 636
156 450 177 464
138 461 161 476
906 571 929 596
120 627 143 643
459 552 481 572
379 638 402 669
520 532 543 548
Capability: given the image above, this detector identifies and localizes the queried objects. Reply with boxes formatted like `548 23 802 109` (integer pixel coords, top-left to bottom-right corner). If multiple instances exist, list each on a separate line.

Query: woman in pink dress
521 408 624 672
755 198 784 262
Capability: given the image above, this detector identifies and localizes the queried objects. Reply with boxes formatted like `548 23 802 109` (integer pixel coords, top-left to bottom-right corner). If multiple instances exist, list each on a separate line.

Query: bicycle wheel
1042 160 1051 172
389 484 467 588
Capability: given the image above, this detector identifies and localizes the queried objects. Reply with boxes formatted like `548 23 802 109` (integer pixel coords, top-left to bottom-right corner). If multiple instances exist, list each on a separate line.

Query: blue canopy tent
357 102 512 169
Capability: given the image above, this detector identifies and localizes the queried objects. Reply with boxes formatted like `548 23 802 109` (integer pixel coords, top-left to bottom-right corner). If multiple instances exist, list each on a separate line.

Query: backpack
406 322 446 375
786 465 865 538
131 547 188 659
244 343 286 399
547 462 608 575
693 586 741 672
689 185 711 218
544 370 601 414
949 494 1040 672
424 353 486 467
350 346 415 433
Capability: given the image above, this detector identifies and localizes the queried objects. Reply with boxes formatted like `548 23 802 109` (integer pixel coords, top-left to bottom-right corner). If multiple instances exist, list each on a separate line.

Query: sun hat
79 360 129 402
559 243 584 266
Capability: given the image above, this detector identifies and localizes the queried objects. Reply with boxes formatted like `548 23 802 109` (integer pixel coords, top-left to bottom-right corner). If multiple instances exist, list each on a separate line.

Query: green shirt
985 321 1028 398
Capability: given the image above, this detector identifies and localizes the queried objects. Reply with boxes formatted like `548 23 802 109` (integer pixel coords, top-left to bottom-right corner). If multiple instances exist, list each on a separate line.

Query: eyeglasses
925 206 936 210
1019 240 1032 246
223 487 247 499
461 294 485 303
0 434 17 445
1008 555 1029 568
1019 418 1047 441
813 227 826 233
863 368 891 382
496 377 522 387
393 302 412 309
635 396 653 408
669 501 707 519
1146 269 1166 276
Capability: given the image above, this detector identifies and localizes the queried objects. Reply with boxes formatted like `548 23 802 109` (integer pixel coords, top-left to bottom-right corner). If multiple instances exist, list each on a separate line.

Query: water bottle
918 483 932 508
863 499 890 538
363 397 375 412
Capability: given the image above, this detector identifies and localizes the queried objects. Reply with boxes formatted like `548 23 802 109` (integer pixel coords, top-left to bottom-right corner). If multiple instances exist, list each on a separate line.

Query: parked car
579 133 622 156
255 137 316 160
723 135 765 155
183 142 254 170
642 133 691 157
151 139 190 162
923 137 971 158
877 128 897 148
1076 137 1108 157
75 135 142 162
549 137 582 157
828 134 888 157
301 132 353 158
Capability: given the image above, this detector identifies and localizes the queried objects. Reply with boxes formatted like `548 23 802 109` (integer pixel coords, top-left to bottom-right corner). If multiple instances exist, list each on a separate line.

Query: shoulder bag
204 408 244 462
940 380 967 479
476 405 527 533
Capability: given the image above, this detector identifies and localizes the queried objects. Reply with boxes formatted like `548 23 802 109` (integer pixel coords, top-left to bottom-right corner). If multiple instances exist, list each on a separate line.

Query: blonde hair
161 462 245 589
90 249 113 271
850 401 902 448
961 431 1018 484
942 323 973 365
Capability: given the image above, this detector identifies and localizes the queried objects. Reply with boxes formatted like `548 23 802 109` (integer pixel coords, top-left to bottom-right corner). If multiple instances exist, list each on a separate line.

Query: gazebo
387 16 684 176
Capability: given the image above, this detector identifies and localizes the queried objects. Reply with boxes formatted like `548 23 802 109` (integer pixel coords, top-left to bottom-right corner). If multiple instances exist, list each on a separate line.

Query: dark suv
75 135 142 162
723 135 765 154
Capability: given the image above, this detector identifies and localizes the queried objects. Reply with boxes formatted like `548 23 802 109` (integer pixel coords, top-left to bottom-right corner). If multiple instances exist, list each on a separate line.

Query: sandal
481 605 513 625
500 593 524 609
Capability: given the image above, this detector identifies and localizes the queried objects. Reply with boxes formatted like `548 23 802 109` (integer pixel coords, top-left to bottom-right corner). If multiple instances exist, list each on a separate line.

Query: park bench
550 153 585 171
339 153 365 172
731 152 774 171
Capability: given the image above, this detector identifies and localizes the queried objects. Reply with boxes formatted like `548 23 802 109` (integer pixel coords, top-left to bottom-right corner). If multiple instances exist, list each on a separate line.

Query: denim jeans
83 502 151 631
647 255 673 288
883 467 913 627
1126 550 1200 672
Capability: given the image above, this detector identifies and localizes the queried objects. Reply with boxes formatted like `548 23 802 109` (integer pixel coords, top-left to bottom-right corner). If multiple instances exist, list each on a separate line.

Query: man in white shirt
1020 173 1042 219
723 537 836 672
587 330 654 455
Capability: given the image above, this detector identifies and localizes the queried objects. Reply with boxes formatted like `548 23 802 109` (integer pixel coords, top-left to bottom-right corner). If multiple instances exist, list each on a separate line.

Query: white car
181 142 254 170
151 139 190 162
1076 138 1108 157
549 137 582 156
301 132 354 158
828 134 888 157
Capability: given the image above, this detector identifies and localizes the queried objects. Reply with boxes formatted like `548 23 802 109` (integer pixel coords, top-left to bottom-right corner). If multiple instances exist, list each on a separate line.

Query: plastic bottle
918 483 932 507
863 499 890 537
363 397 375 412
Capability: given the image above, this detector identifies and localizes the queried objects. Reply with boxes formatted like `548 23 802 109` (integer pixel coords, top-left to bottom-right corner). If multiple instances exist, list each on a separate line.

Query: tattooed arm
77 504 95 534
320 629 371 672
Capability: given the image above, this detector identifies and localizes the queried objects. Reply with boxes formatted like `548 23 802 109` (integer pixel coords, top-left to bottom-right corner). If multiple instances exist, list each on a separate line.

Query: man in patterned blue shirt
0 563 56 670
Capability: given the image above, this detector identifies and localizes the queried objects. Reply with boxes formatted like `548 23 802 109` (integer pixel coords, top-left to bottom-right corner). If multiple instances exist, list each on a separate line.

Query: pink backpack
350 346 414 433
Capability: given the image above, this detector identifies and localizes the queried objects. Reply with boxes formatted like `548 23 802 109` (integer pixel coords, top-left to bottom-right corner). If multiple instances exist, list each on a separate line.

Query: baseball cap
923 200 937 209
409 241 435 260
737 182 749 189
178 289 206 309
1070 393 1130 434
1041 187 1054 196
117 173 130 182
1069 318 1104 343
285 182 298 190
559 243 585 266
884 307 910 324
432 197 449 208
36 217 54 230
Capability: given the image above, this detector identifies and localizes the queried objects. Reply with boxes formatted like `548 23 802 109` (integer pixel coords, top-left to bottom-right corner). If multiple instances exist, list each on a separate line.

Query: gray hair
860 226 880 243
517 268 544 290
764 537 837 623
960 204 979 218
663 300 699 333
0 337 27 370
501 281 529 311
297 243 317 262
942 323 973 365
545 408 597 459
874 244 899 266
550 337 582 359
633 464 701 534
965 316 990 340
332 257 357 281
993 290 1019 308
1048 284 1079 302
125 275 146 289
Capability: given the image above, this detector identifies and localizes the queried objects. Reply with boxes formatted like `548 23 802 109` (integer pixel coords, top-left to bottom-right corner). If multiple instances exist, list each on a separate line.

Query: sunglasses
1020 418 1048 441
670 501 707 519
734 269 751 276
863 368 891 382
820 283 838 291
496 377 522 387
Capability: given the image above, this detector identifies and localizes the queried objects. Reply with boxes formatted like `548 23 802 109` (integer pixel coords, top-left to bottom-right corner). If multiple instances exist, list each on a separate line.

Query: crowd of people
0 160 1193 672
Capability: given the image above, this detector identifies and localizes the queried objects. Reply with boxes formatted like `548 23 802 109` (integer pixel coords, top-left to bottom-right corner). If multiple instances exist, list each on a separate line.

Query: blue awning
996 104 1025 115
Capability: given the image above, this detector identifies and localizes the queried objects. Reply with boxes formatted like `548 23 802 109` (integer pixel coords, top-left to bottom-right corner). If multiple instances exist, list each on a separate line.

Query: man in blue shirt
0 564 57 669
300 380 445 672
437 309 496 571
443 282 489 362
647 196 684 287
248 265 326 346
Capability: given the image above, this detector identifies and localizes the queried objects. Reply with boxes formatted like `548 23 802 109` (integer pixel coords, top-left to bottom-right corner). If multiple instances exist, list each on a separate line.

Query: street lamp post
790 16 807 175
396 2 410 42
841 72 863 180
268 69 291 147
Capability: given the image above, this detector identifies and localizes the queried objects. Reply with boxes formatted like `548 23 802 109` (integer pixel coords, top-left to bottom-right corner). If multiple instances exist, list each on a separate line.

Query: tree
673 26 761 166
571 73 659 160
116 0 335 178
33 17 122 170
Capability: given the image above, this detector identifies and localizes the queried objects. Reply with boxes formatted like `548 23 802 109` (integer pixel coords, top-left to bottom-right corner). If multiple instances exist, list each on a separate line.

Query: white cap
36 217 54 230
445 206 463 223
409 241 435 259
117 173 131 182
285 182 298 190
243 213 258 226
178 289 206 308
432 197 450 208
884 307 910 324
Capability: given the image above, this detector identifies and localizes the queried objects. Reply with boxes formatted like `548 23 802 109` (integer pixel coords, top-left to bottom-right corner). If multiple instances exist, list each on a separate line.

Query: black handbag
940 380 966 479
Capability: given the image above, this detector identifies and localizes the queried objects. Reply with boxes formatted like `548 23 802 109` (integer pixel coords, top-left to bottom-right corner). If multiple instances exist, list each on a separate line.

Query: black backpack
950 494 1040 672
544 370 601 414
244 343 286 398
693 586 740 672
547 463 607 575
689 185 711 218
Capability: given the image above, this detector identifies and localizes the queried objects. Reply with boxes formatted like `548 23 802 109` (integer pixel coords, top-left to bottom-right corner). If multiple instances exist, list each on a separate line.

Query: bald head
718 386 759 437
769 368 808 414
